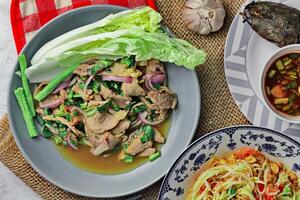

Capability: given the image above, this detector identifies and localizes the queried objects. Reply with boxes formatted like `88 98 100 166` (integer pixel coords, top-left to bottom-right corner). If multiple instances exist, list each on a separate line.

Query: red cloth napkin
10 0 156 53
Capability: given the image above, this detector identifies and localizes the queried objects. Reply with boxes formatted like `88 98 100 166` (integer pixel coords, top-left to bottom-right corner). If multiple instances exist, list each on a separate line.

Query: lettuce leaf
31 6 162 65
26 29 206 83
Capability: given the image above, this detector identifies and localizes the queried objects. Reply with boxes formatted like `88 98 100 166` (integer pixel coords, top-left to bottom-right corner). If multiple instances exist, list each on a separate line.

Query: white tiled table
0 1 41 199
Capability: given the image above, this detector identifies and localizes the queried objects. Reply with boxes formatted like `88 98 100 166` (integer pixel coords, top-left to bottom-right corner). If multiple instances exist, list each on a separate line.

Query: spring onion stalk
41 126 53 138
149 151 161 161
14 87 38 138
34 64 79 101
85 107 98 117
124 155 134 163
276 60 284 70
140 134 149 143
19 54 36 116
65 113 71 122
35 115 45 126
284 59 292 66
67 88 74 99
54 135 63 144
80 102 88 110
268 70 276 78
73 94 82 98
274 98 289 105
142 125 154 140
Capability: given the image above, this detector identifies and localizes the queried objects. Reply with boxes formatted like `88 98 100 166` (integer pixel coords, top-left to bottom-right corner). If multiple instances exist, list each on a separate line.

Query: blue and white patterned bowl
158 126 300 200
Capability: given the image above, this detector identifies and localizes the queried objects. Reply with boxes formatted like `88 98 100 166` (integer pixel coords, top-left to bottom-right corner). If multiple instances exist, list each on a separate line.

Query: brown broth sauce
55 117 171 174
265 52 300 115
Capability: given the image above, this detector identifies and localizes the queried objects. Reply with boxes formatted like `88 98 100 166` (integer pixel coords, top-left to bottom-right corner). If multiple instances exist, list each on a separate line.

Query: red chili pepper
258 183 265 193
234 147 260 159
264 194 275 200
254 192 259 200
211 183 217 189
278 184 284 192
197 185 205 195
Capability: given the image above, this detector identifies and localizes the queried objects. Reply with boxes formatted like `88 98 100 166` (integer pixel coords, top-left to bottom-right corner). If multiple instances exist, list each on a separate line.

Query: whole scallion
34 64 79 101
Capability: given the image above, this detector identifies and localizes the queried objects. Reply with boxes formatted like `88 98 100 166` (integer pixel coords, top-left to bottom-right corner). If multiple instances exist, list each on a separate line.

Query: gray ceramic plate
7 5 201 198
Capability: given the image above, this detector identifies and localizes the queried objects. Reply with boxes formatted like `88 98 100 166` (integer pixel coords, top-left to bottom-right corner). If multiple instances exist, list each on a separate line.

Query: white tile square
25 30 38 42
54 0 73 9
19 0 38 17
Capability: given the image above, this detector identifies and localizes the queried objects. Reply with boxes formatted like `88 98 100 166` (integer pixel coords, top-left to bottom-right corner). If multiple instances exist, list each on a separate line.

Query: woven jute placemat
0 0 250 199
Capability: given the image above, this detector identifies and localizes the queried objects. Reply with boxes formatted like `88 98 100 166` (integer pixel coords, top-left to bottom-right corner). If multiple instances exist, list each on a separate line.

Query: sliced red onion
130 117 142 130
39 99 62 109
145 79 156 91
66 132 78 150
45 124 59 135
85 74 94 88
102 75 133 83
151 74 165 84
143 72 165 91
144 79 152 91
52 81 70 94
144 74 152 80
83 74 94 95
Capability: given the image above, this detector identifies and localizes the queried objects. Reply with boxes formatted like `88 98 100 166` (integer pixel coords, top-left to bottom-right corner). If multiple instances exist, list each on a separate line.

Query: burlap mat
0 0 250 199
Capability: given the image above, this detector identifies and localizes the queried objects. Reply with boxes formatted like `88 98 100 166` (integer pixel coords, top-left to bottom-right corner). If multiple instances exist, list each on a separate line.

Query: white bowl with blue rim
158 125 300 200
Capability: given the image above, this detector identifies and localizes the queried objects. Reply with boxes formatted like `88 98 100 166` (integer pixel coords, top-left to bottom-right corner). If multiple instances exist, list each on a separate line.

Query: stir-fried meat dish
34 57 177 163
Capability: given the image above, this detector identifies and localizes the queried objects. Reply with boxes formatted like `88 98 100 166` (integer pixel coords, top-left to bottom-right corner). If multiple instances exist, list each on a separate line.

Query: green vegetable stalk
14 87 38 138
123 155 134 163
19 54 35 116
34 63 79 101
149 151 161 161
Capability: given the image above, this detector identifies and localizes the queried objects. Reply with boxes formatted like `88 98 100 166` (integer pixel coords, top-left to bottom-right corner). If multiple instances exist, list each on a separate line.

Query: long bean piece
14 87 38 138
19 54 35 116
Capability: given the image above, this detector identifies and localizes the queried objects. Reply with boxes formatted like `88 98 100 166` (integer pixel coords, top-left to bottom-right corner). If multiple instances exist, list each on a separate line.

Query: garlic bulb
182 0 226 35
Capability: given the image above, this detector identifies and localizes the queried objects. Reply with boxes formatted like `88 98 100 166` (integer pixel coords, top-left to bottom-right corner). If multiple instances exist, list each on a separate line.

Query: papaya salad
13 7 206 164
188 147 300 200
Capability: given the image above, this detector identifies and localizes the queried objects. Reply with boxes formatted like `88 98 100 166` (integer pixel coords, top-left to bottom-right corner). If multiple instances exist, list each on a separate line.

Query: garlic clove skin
182 0 226 35
196 9 214 35
185 0 207 8
209 8 226 32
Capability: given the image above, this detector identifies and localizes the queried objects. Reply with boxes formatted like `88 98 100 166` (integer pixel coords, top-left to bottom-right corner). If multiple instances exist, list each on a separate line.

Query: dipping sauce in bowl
265 52 300 116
